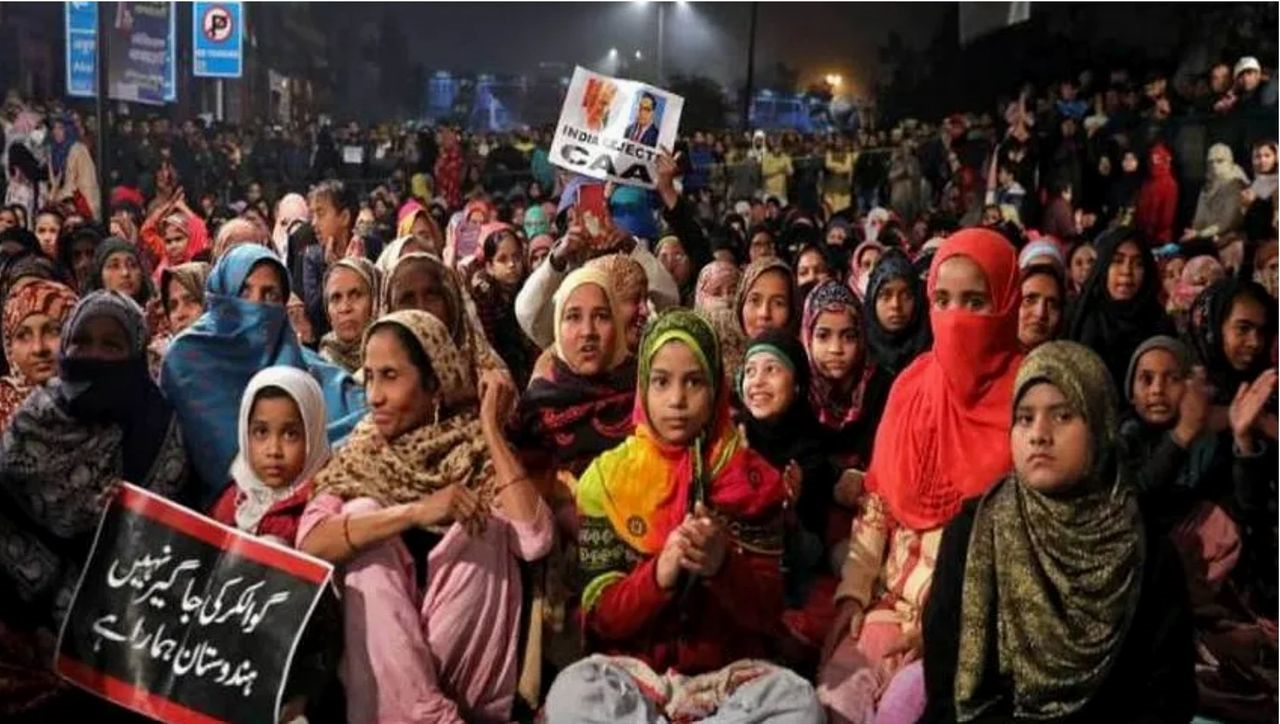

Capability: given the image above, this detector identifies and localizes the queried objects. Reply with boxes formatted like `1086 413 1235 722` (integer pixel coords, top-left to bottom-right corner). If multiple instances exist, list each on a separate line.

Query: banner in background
193 1 244 78
65 2 176 104
55 484 332 724
550 66 684 189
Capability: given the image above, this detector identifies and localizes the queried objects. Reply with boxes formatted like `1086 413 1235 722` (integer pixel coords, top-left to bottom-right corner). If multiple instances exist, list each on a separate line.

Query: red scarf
866 228 1023 531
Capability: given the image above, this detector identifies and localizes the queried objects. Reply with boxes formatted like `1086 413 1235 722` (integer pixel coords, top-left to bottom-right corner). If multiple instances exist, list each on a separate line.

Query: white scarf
228 366 331 534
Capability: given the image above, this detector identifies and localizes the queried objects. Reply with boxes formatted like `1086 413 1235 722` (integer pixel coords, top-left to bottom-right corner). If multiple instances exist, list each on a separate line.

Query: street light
609 47 619 59
635 50 644 61
825 73 843 88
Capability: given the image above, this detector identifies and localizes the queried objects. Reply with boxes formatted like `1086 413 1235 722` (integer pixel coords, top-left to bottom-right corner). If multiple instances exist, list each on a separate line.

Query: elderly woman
298 310 553 723
0 280 78 432
0 291 188 717
921 342 1196 723
161 245 366 506
146 261 210 377
319 257 381 374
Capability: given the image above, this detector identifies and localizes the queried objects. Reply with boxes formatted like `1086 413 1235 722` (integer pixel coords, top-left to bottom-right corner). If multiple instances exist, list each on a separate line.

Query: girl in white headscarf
209 366 331 546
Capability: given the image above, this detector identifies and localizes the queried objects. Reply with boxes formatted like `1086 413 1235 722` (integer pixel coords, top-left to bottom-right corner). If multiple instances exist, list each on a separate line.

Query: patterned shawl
0 280 78 433
313 311 497 516
956 341 1143 722
0 291 187 629
576 309 787 611
801 280 878 429
319 257 382 374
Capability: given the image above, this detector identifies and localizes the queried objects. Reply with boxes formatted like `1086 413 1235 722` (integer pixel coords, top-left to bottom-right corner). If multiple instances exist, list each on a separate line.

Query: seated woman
545 309 821 723
471 224 539 388
319 257 380 374
209 366 340 724
737 330 837 616
86 236 153 312
847 239 886 299
0 290 188 717
1017 262 1067 351
510 266 638 683
161 244 366 506
298 310 553 724
146 261 209 378
804 280 894 481
921 341 1196 724
1187 279 1278 614
1066 228 1175 390
819 228 1022 724
862 248 931 379
695 260 747 379
0 280 78 432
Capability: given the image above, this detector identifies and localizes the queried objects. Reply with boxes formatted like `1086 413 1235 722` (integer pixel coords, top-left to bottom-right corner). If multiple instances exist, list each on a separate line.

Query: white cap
1235 56 1262 77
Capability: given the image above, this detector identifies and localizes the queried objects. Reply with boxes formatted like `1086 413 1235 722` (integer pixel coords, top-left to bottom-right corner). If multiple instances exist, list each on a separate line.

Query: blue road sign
193 2 243 78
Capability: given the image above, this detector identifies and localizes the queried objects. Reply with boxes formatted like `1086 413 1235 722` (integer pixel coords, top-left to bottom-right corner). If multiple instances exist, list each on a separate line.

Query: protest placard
55 484 333 724
550 66 684 189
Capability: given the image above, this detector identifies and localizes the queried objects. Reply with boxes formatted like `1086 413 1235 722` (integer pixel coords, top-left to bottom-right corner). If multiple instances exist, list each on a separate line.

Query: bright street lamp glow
609 48 618 58
825 73 843 88
635 50 643 60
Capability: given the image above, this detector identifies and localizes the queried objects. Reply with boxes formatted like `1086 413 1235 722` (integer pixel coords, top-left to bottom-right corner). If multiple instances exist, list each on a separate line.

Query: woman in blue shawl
161 244 366 506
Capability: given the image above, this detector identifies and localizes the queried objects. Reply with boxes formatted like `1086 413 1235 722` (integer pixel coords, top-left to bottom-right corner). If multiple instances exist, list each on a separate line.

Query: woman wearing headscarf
471 223 539 388
729 256 797 380
1135 143 1179 246
1253 238 1278 298
318 257 380 374
297 310 553 723
146 261 210 379
0 291 188 717
47 116 99 220
1167 255 1226 330
1242 140 1277 243
1186 143 1250 242
847 240 886 299
920 341 1196 724
1065 228 1176 389
803 281 894 470
545 310 821 722
380 251 512 387
1017 263 1067 352
272 193 310 261
85 236 153 311
819 228 1023 724
1064 240 1096 299
509 267 638 685
862 248 931 378
143 209 210 285
0 280 78 433
736 329 840 619
161 245 366 506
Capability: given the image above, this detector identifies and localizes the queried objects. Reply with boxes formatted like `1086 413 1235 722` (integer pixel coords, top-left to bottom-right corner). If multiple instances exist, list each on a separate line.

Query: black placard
56 484 332 724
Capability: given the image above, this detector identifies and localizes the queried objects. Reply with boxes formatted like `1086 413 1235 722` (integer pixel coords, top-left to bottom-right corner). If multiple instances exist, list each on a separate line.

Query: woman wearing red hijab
1135 143 1179 246
817 228 1023 724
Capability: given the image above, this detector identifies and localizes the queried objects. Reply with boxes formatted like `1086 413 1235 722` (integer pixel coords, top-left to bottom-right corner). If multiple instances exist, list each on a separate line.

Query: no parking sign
193 1 242 78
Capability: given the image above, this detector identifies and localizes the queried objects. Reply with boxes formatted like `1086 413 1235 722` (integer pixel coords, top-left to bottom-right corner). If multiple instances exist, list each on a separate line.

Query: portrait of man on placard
582 76 619 131
624 91 663 147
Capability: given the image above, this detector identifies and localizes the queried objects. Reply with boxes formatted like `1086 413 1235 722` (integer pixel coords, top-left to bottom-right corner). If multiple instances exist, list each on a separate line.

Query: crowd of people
0 49 1276 724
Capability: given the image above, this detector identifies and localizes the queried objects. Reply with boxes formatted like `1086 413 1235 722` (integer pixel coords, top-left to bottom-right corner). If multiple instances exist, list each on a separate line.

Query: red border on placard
117 485 329 585
57 654 226 724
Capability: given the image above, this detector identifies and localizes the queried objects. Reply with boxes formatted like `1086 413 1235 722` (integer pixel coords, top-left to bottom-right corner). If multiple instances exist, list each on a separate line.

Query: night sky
391 3 949 98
